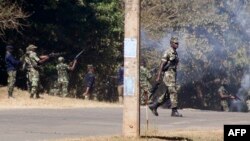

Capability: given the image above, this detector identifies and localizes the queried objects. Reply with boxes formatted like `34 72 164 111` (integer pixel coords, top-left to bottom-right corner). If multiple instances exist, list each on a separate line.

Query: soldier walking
149 37 182 117
5 45 20 98
24 44 49 99
56 57 77 97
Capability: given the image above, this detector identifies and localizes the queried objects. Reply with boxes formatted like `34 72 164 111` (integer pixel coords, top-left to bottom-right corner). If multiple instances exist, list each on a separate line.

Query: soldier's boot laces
149 102 160 116
171 109 183 117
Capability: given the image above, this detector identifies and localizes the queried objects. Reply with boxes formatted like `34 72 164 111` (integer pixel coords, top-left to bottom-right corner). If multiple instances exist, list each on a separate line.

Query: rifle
148 63 166 102
149 82 160 101
162 55 180 72
230 94 242 101
74 50 84 60
48 52 67 58
162 62 170 72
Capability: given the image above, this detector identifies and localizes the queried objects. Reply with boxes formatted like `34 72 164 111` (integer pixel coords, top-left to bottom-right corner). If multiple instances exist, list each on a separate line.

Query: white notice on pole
124 38 137 58
124 76 135 96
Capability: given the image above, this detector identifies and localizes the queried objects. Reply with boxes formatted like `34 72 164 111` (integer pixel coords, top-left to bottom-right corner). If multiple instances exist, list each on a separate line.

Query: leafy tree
141 0 250 110
0 0 124 101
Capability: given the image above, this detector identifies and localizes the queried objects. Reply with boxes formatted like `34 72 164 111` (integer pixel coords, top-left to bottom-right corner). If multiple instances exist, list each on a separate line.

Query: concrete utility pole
123 0 140 137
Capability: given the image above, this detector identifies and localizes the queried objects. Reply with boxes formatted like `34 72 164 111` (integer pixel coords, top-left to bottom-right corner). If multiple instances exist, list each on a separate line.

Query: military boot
148 102 161 116
30 94 34 98
36 93 41 99
8 92 14 99
171 108 183 117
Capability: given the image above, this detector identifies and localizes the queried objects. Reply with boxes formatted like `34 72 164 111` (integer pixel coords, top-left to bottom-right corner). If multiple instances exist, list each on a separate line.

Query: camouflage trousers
140 86 153 105
7 70 16 97
157 86 178 108
27 69 39 97
58 81 69 97
220 100 229 112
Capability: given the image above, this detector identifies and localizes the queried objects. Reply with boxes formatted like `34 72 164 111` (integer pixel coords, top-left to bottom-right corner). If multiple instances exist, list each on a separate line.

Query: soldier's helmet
58 56 64 62
26 44 37 51
6 45 14 50
170 37 178 44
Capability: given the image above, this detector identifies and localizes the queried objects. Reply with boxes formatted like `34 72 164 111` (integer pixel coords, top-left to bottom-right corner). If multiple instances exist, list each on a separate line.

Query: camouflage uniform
149 37 182 117
7 71 16 97
158 47 179 108
24 45 41 98
140 65 152 105
56 57 70 97
218 86 230 111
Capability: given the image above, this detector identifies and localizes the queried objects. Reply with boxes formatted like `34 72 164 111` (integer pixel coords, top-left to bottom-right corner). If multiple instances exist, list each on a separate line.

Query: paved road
0 107 249 141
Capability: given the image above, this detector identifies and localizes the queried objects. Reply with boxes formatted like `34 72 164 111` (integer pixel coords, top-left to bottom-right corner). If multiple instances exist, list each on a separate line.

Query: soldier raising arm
25 44 49 99
56 57 77 97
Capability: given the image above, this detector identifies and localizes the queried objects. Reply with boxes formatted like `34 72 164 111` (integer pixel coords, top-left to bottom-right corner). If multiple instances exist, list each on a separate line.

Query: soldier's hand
39 55 49 63
156 76 160 82
40 55 49 60
229 95 235 99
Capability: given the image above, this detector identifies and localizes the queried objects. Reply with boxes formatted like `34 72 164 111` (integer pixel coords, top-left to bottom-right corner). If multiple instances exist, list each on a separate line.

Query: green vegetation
0 0 124 101
0 0 249 110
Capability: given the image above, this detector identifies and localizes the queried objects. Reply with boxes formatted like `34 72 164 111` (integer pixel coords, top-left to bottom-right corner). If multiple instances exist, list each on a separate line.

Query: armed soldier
24 44 49 98
5 45 21 98
56 57 77 97
218 77 235 112
140 60 152 105
149 36 182 117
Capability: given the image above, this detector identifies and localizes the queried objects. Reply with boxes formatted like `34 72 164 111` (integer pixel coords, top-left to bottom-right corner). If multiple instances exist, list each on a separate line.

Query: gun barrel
74 50 84 59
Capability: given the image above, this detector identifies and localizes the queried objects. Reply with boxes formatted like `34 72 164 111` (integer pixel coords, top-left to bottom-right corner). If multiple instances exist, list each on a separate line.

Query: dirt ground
0 87 121 109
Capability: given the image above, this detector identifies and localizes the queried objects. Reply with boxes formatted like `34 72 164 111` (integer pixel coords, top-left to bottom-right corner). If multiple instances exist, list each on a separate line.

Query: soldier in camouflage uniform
5 45 20 98
56 56 77 97
218 78 235 111
24 44 49 98
140 60 152 105
149 37 182 117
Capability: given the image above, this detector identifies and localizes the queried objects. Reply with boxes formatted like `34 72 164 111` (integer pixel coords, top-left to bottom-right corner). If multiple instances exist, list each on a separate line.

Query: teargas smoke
141 0 250 111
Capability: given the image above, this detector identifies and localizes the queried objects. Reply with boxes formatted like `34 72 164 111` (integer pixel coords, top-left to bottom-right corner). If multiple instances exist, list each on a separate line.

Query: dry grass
50 128 223 141
0 87 121 109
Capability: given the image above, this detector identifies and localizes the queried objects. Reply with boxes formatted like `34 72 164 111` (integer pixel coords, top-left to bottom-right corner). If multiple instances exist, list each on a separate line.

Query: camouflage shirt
56 63 69 83
162 47 179 86
218 86 230 99
25 51 40 70
140 66 152 88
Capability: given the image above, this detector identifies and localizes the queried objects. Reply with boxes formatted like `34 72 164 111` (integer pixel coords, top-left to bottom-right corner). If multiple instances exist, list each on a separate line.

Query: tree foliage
141 0 250 110
0 1 28 38
0 0 124 101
